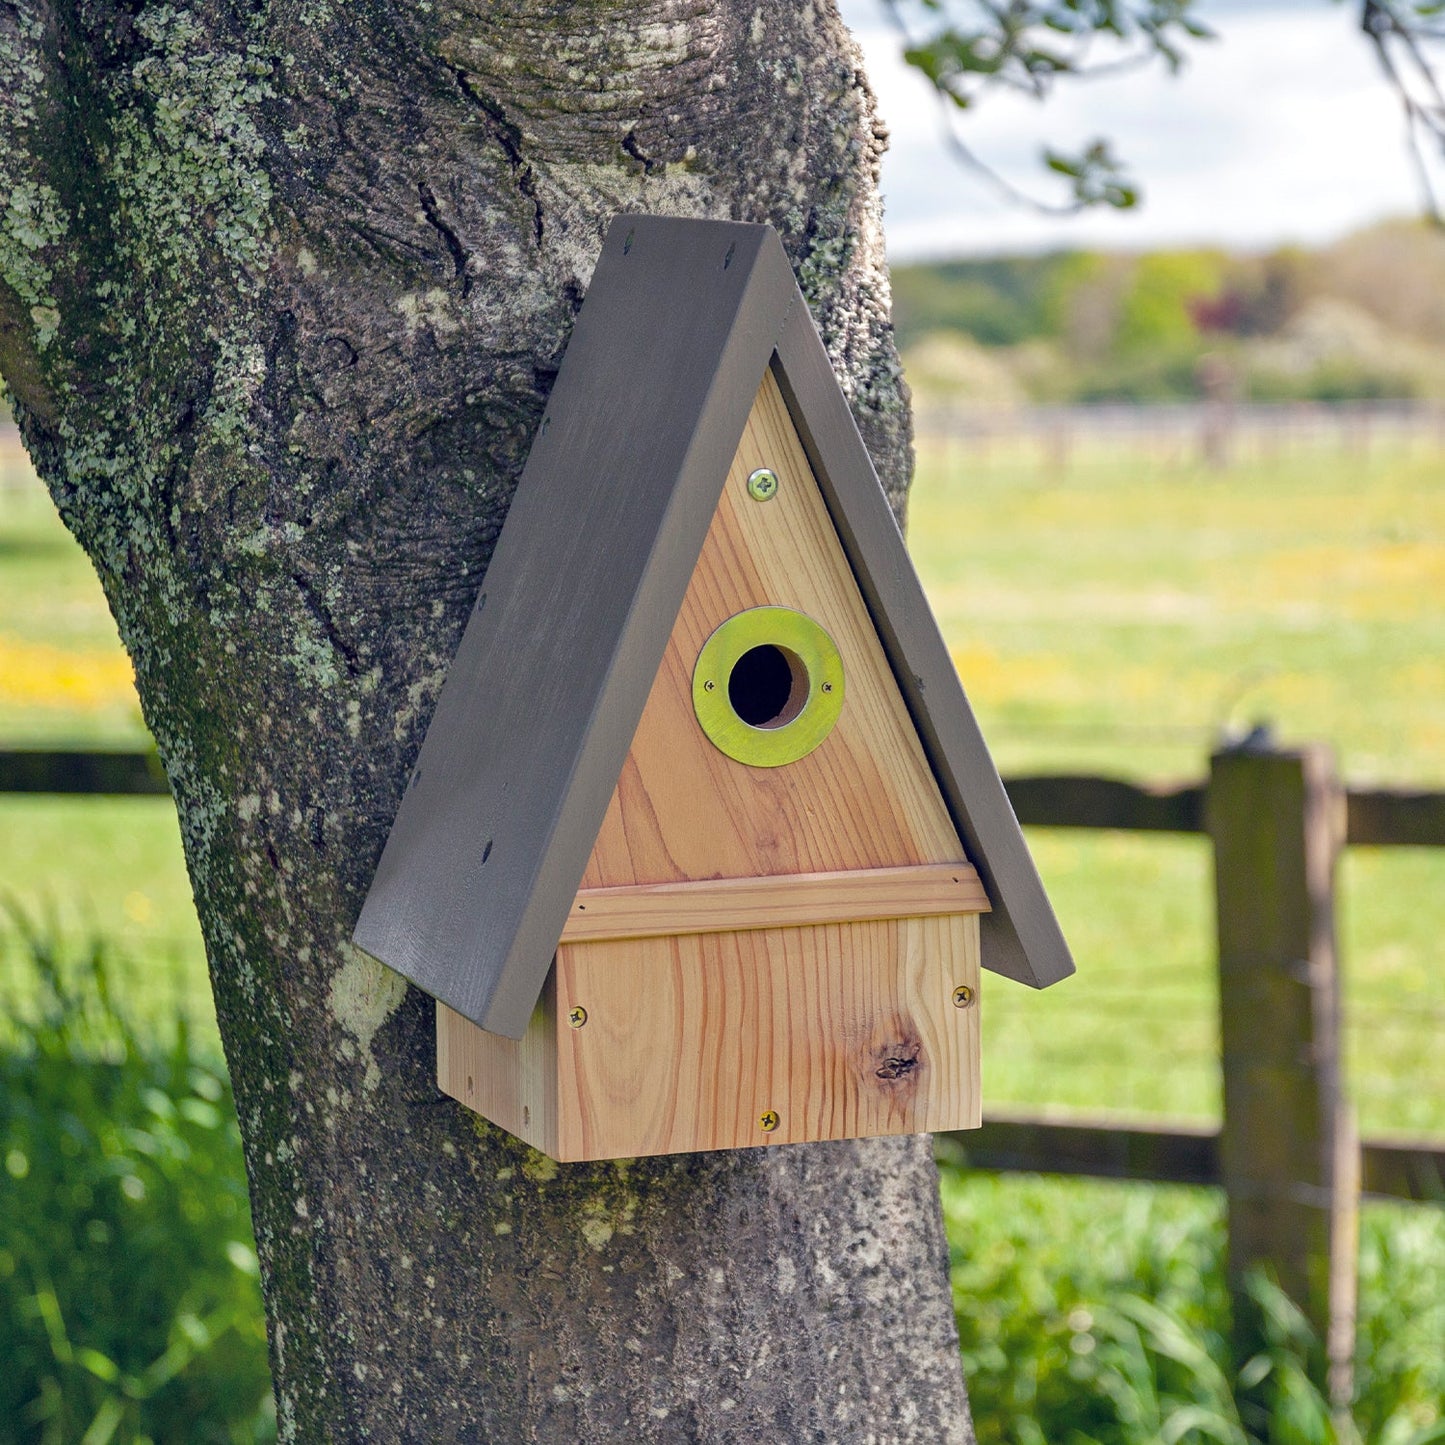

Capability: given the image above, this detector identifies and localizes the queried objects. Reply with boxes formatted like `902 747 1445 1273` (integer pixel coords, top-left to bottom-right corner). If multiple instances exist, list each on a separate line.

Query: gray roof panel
355 215 1072 1039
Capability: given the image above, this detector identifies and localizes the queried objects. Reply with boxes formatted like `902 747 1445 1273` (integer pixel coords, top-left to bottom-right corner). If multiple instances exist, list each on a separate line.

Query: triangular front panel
581 369 966 889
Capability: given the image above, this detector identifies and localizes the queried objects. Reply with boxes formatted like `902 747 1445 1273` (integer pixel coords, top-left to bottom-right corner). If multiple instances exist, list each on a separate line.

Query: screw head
568 1006 588 1029
952 985 975 1009
746 467 779 502
759 1109 780 1132
703 679 715 692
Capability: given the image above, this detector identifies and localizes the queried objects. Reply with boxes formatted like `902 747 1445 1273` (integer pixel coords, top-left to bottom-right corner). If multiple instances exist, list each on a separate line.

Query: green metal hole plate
692 606 845 768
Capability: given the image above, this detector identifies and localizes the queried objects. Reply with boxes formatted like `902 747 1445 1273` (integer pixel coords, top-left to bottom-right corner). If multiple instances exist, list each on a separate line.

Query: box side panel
437 987 558 1157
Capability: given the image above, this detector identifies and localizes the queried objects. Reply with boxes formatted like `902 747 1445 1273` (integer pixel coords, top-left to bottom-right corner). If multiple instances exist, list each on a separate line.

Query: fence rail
0 748 168 795
1007 771 1445 847
4 741 1443 1397
912 398 1445 474
915 398 1445 446
12 748 1442 846
941 1113 1445 1206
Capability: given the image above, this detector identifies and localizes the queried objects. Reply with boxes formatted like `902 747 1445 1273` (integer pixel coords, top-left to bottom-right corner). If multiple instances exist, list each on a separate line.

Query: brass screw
952 985 975 1009
759 1109 780 1132
703 679 715 691
746 467 779 502
820 681 833 693
568 1006 588 1029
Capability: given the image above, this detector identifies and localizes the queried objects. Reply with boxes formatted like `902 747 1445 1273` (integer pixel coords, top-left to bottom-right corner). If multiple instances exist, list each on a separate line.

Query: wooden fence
3 741 1443 1396
970 746 1442 1401
913 398 1445 475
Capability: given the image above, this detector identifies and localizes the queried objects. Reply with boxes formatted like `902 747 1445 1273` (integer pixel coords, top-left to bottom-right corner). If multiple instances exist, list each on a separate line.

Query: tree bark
1 1 973 1439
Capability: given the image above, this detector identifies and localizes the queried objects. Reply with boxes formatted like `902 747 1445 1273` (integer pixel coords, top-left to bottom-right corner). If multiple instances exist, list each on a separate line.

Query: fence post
1206 743 1358 1407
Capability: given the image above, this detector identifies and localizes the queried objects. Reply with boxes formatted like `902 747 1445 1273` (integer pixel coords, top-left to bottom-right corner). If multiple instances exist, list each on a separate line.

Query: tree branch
1362 0 1445 223
882 0 1212 211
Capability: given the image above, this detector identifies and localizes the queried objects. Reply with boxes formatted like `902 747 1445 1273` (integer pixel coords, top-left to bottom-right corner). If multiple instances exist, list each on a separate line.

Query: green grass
0 460 148 749
0 797 208 1042
3 426 1443 1437
908 436 1445 786
0 454 207 1044
0 921 273 1443
939 1168 1445 1445
984 832 1445 1137
2 434 1444 1133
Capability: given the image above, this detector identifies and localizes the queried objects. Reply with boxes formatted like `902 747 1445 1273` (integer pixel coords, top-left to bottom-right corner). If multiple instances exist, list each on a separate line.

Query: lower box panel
437 911 982 1162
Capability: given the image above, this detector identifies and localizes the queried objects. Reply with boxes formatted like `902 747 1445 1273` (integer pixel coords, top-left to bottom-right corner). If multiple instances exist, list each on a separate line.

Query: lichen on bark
0 1 965 1439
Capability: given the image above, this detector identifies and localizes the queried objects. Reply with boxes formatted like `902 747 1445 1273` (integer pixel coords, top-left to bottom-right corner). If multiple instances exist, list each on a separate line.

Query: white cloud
838 1 1420 257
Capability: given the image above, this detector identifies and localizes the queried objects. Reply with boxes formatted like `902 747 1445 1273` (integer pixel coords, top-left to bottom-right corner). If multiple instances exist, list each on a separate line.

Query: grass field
909 434 1445 786
0 465 149 751
2 430 1443 1135
907 434 1445 1139
3 425 1443 1441
0 447 210 1040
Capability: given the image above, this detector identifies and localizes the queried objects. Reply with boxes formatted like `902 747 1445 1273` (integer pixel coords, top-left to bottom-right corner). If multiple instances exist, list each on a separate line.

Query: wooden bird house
354 215 1073 1162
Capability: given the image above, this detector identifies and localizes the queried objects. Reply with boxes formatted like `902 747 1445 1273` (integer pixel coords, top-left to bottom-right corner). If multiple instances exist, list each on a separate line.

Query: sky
838 0 1424 259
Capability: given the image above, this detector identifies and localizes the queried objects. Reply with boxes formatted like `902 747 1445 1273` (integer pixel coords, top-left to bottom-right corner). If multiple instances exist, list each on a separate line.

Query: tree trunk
1 2 973 1438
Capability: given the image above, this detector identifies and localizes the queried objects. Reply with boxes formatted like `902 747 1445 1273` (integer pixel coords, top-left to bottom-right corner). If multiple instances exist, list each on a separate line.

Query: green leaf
75 1346 121 1384
79 1397 126 1445
1396 1423 1445 1445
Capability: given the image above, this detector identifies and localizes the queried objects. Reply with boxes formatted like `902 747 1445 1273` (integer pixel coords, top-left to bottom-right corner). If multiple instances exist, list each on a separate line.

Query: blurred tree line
893 218 1445 405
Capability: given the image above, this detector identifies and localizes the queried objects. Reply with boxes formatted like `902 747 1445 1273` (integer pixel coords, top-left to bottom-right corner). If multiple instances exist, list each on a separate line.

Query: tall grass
0 910 1440 1442
940 1162 1445 1445
0 911 273 1444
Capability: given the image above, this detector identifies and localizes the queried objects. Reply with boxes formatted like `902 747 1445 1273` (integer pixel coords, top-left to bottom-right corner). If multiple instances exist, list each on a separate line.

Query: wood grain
560 862 989 943
439 910 981 1160
547 911 981 1161
438 989 559 1157
580 368 968 889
